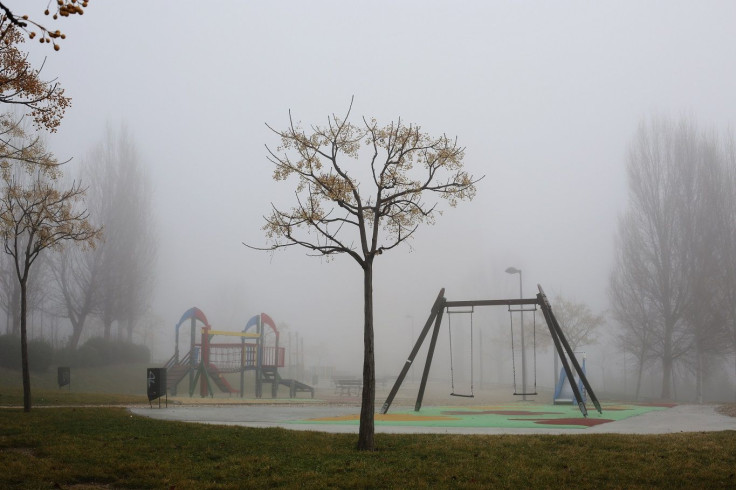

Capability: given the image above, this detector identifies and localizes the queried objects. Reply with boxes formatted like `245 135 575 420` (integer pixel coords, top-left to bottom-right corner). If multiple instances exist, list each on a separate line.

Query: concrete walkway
129 403 736 435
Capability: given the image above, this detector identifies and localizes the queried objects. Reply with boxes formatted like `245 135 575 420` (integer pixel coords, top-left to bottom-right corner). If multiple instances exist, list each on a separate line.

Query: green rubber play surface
295 403 674 429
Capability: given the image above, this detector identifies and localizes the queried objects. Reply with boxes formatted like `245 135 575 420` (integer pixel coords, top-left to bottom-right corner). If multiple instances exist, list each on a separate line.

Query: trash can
57 366 70 389
146 368 167 407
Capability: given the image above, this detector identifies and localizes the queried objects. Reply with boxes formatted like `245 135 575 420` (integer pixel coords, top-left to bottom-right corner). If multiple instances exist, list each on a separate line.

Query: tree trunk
635 350 645 401
661 321 673 399
20 278 31 412
69 322 84 350
103 318 112 340
661 355 672 400
11 287 20 336
357 261 375 451
695 341 703 404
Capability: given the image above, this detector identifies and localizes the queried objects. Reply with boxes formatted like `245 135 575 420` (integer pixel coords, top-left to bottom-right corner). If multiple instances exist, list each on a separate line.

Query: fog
23 2 736 399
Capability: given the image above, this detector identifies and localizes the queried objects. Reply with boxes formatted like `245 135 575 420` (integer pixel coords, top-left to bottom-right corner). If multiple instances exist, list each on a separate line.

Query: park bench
333 378 362 396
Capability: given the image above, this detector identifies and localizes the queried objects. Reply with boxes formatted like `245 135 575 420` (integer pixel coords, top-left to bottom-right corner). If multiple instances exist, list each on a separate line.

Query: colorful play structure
164 307 314 398
381 285 602 418
554 355 588 406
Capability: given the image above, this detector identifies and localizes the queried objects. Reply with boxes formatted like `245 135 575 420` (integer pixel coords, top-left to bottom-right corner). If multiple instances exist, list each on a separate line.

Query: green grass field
2 366 736 488
1 406 735 489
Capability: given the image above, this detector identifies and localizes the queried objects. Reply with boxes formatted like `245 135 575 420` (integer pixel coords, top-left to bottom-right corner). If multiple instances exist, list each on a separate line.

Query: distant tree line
0 123 158 350
610 115 736 402
0 334 150 373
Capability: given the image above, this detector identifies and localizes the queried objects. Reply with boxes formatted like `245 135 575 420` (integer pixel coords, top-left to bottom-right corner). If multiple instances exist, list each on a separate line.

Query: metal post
415 307 445 412
479 329 483 390
189 316 196 396
255 316 262 398
407 315 415 384
380 289 445 415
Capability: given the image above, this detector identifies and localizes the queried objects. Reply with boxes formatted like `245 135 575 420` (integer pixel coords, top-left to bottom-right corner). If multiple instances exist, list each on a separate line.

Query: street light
505 266 527 400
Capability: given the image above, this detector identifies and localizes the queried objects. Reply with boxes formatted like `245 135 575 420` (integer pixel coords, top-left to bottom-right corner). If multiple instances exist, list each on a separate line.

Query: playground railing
261 346 285 368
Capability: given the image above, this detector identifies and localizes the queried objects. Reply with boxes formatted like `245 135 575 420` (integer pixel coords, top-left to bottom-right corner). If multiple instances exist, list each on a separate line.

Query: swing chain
508 305 539 396
447 307 474 398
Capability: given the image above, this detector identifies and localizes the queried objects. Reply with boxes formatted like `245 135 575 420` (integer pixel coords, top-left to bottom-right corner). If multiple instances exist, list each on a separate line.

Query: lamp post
505 266 527 400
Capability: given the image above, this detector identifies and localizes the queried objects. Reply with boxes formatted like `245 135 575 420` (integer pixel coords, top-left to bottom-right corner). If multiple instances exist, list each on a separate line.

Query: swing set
381 285 602 418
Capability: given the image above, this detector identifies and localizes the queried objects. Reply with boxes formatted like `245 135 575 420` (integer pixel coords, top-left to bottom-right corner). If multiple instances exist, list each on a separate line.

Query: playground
140 292 736 435
163 308 314 400
130 401 736 434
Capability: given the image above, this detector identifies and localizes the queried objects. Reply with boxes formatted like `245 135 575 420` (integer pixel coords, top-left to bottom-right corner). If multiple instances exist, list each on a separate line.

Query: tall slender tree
0 116 100 411
610 224 660 400
83 124 156 342
611 116 735 400
250 101 480 450
48 231 101 349
711 135 736 401
611 117 695 399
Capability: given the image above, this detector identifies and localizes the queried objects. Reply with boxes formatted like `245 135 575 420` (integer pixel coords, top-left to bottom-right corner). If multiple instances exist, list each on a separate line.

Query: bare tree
610 221 661 400
250 101 480 450
82 124 156 343
610 117 696 399
547 296 604 353
530 296 601 350
0 251 20 333
679 133 732 402
611 116 736 401
48 235 101 349
712 135 736 401
0 119 101 411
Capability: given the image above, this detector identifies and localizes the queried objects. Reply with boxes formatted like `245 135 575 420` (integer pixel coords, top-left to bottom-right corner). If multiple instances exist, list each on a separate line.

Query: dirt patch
716 404 736 418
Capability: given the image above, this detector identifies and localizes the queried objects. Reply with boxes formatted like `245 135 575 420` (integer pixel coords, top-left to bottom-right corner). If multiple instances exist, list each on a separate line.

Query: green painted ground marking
291 403 671 430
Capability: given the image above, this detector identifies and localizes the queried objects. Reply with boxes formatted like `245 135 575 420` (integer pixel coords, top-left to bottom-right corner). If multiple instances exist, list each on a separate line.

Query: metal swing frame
380 285 602 418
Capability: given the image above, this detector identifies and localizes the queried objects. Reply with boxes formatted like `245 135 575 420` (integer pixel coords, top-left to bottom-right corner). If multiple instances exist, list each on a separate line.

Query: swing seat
450 392 475 398
513 391 538 396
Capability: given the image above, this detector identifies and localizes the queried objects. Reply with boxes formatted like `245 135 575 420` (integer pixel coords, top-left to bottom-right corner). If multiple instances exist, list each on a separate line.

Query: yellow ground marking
207 330 260 338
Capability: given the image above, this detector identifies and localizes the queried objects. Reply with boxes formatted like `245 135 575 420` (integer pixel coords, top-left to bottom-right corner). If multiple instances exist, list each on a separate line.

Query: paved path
130 403 736 435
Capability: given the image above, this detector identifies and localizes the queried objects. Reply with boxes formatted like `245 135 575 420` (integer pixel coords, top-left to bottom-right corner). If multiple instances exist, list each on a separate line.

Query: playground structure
381 285 602 418
164 307 314 399
554 354 587 405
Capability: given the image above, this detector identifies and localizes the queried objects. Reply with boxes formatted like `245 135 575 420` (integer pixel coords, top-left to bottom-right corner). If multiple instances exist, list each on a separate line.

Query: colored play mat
293 403 674 430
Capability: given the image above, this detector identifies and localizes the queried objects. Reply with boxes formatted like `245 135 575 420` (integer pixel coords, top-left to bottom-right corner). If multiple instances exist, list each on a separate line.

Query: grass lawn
2 367 736 488
1 405 735 489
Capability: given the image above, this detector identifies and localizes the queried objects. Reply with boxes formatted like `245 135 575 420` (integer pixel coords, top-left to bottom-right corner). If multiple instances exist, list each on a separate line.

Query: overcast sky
27 1 736 373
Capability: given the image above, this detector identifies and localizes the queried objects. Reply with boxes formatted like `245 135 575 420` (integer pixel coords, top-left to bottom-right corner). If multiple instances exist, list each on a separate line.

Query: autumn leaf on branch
1 0 89 51
0 26 70 131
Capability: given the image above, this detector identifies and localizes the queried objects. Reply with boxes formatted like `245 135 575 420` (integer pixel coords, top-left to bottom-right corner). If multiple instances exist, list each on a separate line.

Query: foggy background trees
610 115 736 401
0 120 158 379
13 123 158 348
